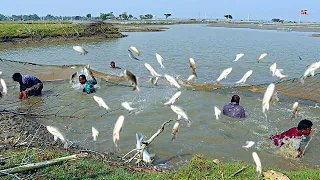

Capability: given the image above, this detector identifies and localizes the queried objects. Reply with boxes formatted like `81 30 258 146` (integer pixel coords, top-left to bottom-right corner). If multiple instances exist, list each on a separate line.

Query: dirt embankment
112 24 168 32
0 22 127 47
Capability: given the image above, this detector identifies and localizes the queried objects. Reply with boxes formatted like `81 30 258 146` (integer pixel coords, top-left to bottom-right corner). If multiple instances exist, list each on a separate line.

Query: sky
1 0 320 22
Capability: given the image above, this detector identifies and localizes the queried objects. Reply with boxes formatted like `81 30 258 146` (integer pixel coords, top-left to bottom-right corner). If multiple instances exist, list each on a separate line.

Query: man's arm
89 71 97 84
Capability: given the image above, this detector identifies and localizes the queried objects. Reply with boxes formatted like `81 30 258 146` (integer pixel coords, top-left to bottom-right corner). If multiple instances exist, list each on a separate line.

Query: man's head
110 61 115 68
12 73 22 83
298 119 313 136
79 74 87 84
231 94 240 104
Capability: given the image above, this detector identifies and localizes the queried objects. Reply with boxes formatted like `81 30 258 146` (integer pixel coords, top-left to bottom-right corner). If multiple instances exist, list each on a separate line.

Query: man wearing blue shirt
12 73 43 99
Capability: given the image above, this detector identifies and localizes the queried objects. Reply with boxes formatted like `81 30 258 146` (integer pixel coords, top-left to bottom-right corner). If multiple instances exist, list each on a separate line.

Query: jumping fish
187 74 196 82
129 46 140 56
298 56 302 60
147 77 159 86
274 69 288 79
124 70 140 91
235 70 253 84
0 79 7 96
257 53 267 63
144 63 162 77
242 141 255 149
252 152 262 176
164 91 182 105
164 74 181 89
46 126 68 148
128 49 141 61
135 133 152 163
216 67 232 84
113 115 125 148
156 53 165 69
214 106 221 120
121 101 136 111
262 83 275 117
300 61 320 84
171 120 180 142
291 102 299 120
270 62 277 76
189 58 197 75
170 105 191 126
92 127 99 141
93 95 110 111
73 46 88 55
234 53 244 62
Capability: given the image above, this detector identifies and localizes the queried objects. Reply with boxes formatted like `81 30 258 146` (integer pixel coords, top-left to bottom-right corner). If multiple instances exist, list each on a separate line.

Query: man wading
222 94 246 118
12 73 43 99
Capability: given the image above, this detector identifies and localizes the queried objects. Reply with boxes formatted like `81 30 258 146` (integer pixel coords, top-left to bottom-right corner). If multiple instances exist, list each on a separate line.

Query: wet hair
297 119 313 130
12 73 22 81
231 94 240 104
110 61 115 64
79 74 86 80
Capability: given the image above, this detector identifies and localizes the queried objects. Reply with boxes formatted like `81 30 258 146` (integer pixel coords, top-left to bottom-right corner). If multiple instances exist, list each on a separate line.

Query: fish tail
93 136 97 141
133 85 140 92
193 71 197 77
171 134 176 142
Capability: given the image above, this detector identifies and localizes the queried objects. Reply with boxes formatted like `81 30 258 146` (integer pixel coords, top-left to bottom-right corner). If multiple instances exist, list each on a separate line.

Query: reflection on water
0 24 319 170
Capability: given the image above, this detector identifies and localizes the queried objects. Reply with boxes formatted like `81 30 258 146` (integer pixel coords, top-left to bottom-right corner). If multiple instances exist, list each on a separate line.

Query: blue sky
1 0 319 22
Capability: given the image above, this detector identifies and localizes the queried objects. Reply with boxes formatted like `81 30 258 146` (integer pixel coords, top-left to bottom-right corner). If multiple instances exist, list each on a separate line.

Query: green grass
1 149 319 180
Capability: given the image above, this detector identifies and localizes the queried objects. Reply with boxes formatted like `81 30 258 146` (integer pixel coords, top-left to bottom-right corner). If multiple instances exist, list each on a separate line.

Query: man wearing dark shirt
110 61 122 69
222 94 246 118
12 73 43 99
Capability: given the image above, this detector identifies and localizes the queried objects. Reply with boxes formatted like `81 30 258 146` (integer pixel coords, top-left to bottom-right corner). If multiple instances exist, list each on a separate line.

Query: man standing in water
12 73 43 99
222 94 246 118
79 70 97 94
110 61 122 69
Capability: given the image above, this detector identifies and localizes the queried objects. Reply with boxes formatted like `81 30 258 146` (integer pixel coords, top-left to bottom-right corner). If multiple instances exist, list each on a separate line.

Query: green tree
86 13 91 19
224 14 232 20
120 12 128 20
128 14 133 20
164 13 171 19
139 15 145 20
100 13 107 20
144 14 153 19
0 14 6 21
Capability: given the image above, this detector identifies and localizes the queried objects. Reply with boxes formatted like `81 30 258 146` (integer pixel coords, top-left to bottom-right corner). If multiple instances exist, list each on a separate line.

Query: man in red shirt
269 119 313 157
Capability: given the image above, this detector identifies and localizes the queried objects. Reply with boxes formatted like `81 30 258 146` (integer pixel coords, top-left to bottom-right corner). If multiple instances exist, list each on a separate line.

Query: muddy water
0 24 319 170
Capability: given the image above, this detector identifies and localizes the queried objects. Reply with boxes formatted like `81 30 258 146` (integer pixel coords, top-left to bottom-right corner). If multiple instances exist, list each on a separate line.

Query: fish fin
54 136 58 141
311 71 315 76
193 71 197 77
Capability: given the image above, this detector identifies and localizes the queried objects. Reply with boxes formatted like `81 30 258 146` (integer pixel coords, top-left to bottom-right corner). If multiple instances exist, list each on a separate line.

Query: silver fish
235 70 253 84
171 120 180 142
156 53 165 69
129 46 140 56
234 53 244 62
144 63 162 77
291 102 299 120
262 83 275 117
124 70 140 91
113 115 125 148
165 74 181 89
92 127 99 141
189 58 197 75
135 133 152 163
164 91 182 105
243 141 255 149
121 101 136 111
214 106 221 120
128 49 141 61
187 74 196 82
270 62 277 76
274 69 288 79
46 126 68 148
0 79 7 96
252 152 262 176
73 46 88 55
216 67 232 84
300 61 320 84
170 105 191 126
93 95 110 111
257 53 267 63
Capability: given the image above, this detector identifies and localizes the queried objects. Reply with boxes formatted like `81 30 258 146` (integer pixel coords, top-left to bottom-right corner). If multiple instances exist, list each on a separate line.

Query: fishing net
0 58 319 102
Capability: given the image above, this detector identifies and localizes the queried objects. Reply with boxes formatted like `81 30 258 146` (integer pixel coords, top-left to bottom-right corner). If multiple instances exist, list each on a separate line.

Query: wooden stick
229 166 246 178
0 153 87 176
302 131 318 156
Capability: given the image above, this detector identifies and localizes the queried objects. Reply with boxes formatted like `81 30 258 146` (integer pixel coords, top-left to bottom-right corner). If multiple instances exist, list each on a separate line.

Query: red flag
301 10 309 15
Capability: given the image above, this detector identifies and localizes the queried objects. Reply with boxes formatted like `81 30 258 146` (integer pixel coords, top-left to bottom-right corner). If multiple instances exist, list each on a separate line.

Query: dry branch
0 153 87 177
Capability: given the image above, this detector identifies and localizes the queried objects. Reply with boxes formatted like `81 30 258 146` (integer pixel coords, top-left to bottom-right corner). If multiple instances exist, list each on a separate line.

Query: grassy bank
1 148 319 179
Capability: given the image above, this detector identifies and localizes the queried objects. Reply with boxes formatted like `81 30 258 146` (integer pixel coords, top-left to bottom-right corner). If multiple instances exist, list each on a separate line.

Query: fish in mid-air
189 58 197 76
92 127 99 141
216 67 232 84
257 53 267 63
124 70 140 91
252 152 262 176
135 133 152 163
214 106 221 120
298 56 302 60
144 63 162 77
73 46 88 55
291 102 299 120
270 62 277 76
242 141 255 149
170 105 192 126
0 79 7 96
164 91 182 105
262 83 275 117
164 74 181 89
46 126 68 148
113 115 125 148
121 101 136 111
171 120 180 142
299 61 320 84
234 70 253 84
274 69 288 79
70 72 78 81
186 74 196 82
129 46 140 56
128 49 141 61
234 53 244 62
156 53 165 69
93 96 110 111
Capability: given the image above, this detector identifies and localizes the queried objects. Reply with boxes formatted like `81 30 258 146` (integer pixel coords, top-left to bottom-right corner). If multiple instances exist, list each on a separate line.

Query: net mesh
1 58 319 102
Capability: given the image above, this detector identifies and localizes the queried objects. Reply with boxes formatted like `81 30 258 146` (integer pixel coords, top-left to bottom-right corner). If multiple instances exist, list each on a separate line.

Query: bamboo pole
0 153 87 176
